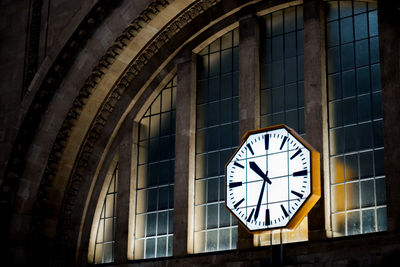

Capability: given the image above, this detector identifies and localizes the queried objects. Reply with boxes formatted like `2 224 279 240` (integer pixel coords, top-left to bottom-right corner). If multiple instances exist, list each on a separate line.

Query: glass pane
368 11 378 36
374 149 384 177
346 182 360 210
134 239 144 260
370 37 380 64
342 70 356 97
221 31 232 49
341 43 354 70
219 202 231 227
272 11 283 36
97 219 104 243
355 39 369 67
339 1 352 18
327 21 339 47
145 238 156 259
344 153 358 181
207 178 219 202
332 184 345 212
376 178 386 206
206 230 218 251
362 209 375 233
285 57 297 83
377 207 387 231
332 213 345 236
207 204 218 229
105 195 115 218
328 73 341 101
359 151 373 179
347 211 361 235
157 237 167 258
361 180 375 208
146 213 157 236
94 244 103 264
340 17 354 43
195 205 206 231
328 47 340 74
161 88 172 112
329 100 342 128
326 1 338 21
354 13 368 41
209 53 220 77
331 156 344 184
354 2 367 14
219 228 231 250
357 94 371 122
221 49 232 74
151 96 161 115
103 243 113 263
357 67 370 94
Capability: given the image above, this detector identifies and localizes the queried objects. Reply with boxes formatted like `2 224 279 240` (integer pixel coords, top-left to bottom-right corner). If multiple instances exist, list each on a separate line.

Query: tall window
260 5 305 135
194 29 239 253
326 1 386 237
258 5 307 245
93 163 118 264
134 76 176 259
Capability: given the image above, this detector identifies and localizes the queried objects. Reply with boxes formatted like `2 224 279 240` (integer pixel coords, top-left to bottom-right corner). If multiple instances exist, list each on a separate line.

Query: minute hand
249 161 271 184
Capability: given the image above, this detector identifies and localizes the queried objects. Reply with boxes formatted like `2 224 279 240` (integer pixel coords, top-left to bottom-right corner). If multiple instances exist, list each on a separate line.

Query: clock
225 124 320 232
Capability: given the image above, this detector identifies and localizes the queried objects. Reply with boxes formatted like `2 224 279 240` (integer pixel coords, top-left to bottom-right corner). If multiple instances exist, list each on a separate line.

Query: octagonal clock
225 124 320 232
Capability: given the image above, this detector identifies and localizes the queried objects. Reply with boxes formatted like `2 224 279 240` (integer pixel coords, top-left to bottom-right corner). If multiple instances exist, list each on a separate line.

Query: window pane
347 211 361 236
361 180 375 208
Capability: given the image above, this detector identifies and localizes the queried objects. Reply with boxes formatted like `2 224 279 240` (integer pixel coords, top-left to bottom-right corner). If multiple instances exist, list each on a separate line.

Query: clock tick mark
280 136 288 150
281 205 289 217
234 161 244 169
246 143 255 155
293 169 307 177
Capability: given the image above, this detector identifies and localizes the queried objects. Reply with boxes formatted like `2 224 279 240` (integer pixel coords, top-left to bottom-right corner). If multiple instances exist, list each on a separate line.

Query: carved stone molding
1 0 122 241
29 0 172 252
48 0 222 258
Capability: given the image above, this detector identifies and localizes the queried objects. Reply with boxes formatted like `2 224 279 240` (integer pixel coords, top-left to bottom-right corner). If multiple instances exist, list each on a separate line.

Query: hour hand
249 161 271 184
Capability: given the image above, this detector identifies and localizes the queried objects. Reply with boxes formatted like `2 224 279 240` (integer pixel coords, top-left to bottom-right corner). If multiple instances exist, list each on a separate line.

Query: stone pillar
237 15 260 250
378 1 400 232
114 124 133 263
303 0 331 240
173 52 196 256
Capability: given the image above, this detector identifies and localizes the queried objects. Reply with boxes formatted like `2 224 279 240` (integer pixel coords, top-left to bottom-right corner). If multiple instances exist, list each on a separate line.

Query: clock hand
249 162 271 184
254 180 266 220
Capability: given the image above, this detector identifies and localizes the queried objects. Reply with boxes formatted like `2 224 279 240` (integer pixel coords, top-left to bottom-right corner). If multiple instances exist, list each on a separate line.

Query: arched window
134 75 176 259
260 5 305 135
257 4 308 246
194 28 239 253
326 0 386 236
91 160 118 264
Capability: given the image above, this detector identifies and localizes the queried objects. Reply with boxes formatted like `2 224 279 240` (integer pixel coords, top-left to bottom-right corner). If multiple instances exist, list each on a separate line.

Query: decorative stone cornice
30 0 173 249
50 0 223 254
1 0 122 235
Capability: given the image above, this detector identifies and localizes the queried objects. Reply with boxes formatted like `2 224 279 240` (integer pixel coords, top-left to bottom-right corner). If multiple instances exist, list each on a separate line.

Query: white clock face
225 126 312 231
